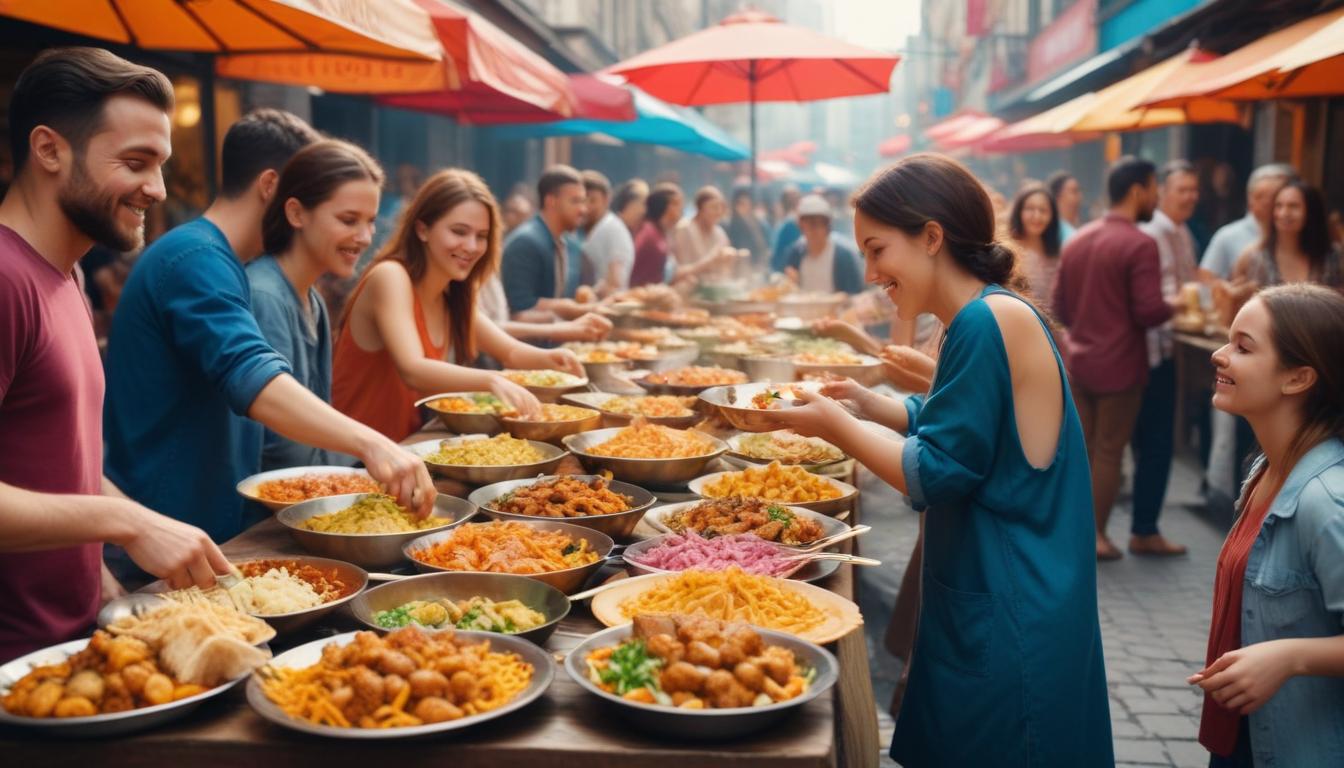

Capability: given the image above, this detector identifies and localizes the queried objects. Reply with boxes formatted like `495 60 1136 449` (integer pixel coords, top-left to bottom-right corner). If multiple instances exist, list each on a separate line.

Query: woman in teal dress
765 154 1112 767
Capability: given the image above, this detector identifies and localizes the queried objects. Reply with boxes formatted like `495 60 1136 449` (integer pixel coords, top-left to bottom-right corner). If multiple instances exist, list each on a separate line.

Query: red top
1199 475 1271 756
629 220 669 287
1051 214 1173 394
0 226 104 662
332 264 447 442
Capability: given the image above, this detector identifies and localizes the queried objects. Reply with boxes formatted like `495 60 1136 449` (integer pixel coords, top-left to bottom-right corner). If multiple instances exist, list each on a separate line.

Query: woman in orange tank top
333 169 583 441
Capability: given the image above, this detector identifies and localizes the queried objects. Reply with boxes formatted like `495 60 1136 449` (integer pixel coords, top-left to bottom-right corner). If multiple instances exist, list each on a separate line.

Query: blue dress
891 286 1112 767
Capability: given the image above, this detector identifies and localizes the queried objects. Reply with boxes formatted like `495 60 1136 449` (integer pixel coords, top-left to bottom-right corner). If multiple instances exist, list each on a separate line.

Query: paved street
859 455 1223 767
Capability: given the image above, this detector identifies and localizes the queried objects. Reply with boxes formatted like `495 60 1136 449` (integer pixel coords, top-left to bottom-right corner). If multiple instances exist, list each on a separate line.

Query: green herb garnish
598 640 664 695
767 505 794 524
374 606 413 629
562 543 579 556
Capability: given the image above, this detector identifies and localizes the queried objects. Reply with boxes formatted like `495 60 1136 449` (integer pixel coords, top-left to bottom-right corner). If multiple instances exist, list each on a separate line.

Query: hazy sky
831 0 923 52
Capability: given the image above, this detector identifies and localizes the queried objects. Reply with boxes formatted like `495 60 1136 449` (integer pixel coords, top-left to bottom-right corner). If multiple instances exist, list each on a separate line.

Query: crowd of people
2 47 1342 766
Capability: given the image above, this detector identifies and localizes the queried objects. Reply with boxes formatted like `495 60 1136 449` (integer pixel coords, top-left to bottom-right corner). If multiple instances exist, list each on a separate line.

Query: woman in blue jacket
764 154 1111 766
1190 283 1344 768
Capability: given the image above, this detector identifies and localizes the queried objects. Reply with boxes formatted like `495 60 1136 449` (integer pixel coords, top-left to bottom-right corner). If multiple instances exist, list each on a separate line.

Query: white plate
0 638 255 737
245 630 553 738
236 465 375 512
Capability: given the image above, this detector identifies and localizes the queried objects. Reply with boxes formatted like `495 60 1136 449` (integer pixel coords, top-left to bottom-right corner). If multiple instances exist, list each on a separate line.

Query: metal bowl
723 432 847 471
276 493 477 569
498 407 602 445
246 629 553 739
643 499 851 543
686 471 858 517
777 293 846 321
416 392 506 435
562 427 727 486
699 381 824 433
792 354 884 387
560 392 703 430
579 358 634 382
348 571 570 645
404 436 569 485
106 556 369 637
504 371 590 403
235 465 379 513
620 532 840 583
564 624 838 740
0 638 255 737
741 354 797 383
403 519 615 595
630 370 749 397
643 344 702 373
468 475 658 540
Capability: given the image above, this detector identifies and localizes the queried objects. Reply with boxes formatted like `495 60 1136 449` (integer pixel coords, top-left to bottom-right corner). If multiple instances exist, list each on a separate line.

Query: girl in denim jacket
1190 283 1344 767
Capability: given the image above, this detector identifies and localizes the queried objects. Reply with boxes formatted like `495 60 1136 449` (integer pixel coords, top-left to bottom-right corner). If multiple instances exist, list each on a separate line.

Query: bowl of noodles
561 423 727 486
277 493 477 569
245 626 554 738
403 519 615 595
405 434 569 486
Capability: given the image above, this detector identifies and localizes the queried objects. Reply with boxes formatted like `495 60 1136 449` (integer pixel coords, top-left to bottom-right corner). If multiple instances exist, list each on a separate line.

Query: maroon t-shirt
629 220 669 287
0 225 104 662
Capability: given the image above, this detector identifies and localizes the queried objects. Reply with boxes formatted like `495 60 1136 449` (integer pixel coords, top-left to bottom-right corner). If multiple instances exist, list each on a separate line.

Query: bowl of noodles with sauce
402 519 615 595
561 423 727 486
277 493 477 570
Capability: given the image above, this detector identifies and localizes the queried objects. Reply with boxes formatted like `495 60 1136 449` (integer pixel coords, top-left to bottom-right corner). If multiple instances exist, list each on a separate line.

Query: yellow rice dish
298 494 445 534
425 434 544 466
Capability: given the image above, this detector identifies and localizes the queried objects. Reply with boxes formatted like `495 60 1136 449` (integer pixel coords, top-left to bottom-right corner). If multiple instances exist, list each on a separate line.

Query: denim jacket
1235 437 1344 767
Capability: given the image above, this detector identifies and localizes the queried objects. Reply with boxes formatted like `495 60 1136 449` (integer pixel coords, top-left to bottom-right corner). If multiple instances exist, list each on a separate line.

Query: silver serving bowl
562 427 727 486
777 293 846 321
499 406 602 445
403 519 615 595
620 532 840 583
741 354 797 383
699 381 824 433
468 475 658 540
416 392 507 435
686 471 858 517
560 391 703 430
404 436 569 485
235 465 379 513
792 354 884 387
723 432 848 472
504 372 590 403
565 624 838 740
0 638 256 737
643 499 852 543
104 556 369 637
246 629 553 739
276 493 477 569
630 371 749 397
644 344 702 373
348 571 570 645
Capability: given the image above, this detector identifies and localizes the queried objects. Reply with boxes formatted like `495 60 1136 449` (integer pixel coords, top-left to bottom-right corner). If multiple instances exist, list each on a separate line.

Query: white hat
797 194 832 219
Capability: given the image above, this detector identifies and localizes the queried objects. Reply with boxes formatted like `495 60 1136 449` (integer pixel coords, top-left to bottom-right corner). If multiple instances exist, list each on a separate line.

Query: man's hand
118 502 232 590
357 435 436 519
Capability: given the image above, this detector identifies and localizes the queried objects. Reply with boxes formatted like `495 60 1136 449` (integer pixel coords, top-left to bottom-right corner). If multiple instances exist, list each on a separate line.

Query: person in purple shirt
0 48 229 661
1053 156 1178 561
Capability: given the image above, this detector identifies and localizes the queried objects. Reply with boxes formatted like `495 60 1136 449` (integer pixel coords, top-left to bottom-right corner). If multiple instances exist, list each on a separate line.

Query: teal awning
493 86 749 161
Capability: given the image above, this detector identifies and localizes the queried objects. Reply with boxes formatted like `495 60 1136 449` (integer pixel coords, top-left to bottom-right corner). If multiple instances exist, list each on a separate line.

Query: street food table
1 427 880 768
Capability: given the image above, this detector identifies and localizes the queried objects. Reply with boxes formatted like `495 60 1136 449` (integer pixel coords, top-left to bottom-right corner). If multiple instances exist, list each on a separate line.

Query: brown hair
1008 184 1061 259
1258 283 1344 466
852 153 1026 293
9 47 173 172
1261 181 1335 275
261 139 384 256
345 169 500 361
694 185 722 209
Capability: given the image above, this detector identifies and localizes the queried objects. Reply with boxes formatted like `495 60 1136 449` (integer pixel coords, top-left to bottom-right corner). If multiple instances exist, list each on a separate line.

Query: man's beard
58 158 143 252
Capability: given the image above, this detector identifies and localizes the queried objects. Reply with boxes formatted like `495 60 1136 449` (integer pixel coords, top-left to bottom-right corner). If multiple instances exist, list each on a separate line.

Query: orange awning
1146 8 1344 106
0 0 448 93
1072 48 1241 131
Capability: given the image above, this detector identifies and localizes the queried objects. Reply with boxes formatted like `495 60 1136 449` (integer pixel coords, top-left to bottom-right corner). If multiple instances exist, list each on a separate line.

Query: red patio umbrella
604 9 898 195
378 0 632 123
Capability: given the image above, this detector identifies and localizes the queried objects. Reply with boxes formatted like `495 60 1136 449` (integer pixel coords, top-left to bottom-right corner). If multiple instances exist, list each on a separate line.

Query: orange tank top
332 266 448 441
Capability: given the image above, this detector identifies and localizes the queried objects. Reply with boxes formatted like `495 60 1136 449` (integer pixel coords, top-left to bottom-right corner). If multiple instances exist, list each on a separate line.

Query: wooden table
2 427 879 768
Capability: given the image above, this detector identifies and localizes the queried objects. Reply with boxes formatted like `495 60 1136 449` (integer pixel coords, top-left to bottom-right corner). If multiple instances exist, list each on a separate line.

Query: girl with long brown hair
333 169 581 441
762 153 1111 766
1190 283 1344 767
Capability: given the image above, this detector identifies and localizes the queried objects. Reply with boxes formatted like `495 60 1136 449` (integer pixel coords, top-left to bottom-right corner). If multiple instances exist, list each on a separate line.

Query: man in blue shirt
104 110 432 549
501 165 593 322
778 194 865 294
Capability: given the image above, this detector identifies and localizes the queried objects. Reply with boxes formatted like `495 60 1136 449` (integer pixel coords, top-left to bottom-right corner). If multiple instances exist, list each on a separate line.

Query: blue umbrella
494 86 749 161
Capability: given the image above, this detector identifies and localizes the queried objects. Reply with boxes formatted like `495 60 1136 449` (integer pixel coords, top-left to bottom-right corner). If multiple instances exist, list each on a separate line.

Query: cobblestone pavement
859 456 1222 767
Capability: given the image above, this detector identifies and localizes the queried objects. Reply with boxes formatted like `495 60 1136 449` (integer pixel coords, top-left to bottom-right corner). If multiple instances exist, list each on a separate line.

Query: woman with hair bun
764 153 1111 766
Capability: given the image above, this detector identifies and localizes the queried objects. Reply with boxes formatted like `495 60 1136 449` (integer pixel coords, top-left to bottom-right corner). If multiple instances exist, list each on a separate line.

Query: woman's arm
474 311 586 378
758 390 909 494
